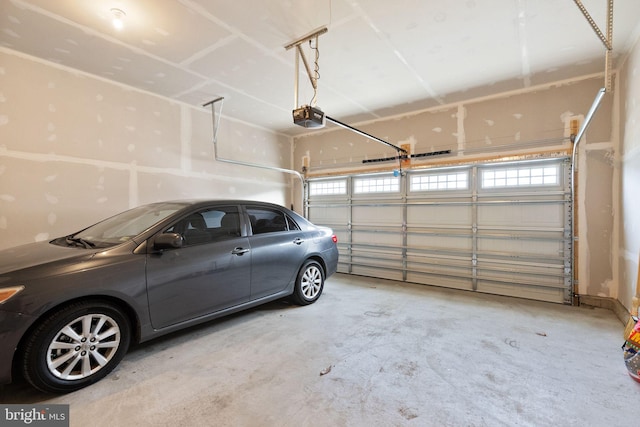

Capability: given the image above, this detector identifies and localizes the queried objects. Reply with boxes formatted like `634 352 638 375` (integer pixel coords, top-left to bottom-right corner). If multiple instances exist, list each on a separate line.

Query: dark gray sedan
0 200 338 393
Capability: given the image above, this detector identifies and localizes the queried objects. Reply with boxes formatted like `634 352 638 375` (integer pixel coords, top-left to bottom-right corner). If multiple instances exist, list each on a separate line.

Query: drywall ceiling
1 0 639 136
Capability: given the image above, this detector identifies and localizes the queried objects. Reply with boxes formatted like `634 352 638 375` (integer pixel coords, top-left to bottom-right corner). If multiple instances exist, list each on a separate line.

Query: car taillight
332 234 338 243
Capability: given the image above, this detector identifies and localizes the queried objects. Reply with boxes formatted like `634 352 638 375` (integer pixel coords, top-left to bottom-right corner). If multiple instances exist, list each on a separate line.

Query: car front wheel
291 260 325 305
21 300 131 393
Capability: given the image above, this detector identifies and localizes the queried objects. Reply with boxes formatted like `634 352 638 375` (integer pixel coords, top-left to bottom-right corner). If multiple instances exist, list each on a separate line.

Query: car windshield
56 203 185 248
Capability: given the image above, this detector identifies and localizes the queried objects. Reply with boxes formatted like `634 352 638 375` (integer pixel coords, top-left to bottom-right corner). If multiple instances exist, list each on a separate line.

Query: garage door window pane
410 172 468 191
482 165 559 188
309 180 347 196
543 167 558 184
354 176 399 193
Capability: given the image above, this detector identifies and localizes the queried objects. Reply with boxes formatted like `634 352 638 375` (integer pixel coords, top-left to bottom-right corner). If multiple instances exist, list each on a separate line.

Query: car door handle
231 247 250 256
293 238 304 245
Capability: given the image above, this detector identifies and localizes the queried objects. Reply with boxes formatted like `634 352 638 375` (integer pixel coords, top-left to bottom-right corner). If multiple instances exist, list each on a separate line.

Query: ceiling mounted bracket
285 27 328 109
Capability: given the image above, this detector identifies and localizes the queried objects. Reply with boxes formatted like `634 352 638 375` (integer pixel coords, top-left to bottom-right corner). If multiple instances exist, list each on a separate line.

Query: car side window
247 207 300 235
285 214 301 231
165 206 241 246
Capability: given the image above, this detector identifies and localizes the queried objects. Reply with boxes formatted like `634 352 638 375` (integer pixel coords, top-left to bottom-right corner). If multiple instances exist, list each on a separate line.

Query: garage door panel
352 251 402 267
337 255 350 271
307 206 349 225
406 271 473 290
407 233 471 251
477 264 565 285
352 205 402 225
352 265 403 281
307 158 571 304
478 204 564 228
308 207 348 271
407 205 472 226
476 280 565 303
406 256 471 275
352 231 403 246
477 237 564 257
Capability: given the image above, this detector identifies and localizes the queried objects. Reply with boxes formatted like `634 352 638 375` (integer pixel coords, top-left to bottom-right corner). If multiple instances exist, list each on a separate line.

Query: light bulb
111 8 126 31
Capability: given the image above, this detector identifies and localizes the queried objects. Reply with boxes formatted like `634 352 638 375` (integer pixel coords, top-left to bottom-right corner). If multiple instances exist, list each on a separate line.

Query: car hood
0 241 97 277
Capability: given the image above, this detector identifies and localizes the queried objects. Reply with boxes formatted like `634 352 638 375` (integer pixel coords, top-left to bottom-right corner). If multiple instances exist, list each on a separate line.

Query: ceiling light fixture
110 8 126 31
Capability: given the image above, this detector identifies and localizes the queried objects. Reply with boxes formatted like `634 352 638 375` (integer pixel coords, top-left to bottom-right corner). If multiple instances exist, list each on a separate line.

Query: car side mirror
154 233 183 250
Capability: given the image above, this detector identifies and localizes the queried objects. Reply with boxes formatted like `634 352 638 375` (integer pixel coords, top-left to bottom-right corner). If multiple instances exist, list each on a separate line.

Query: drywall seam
178 0 293 64
456 104 466 154
0 148 288 187
11 0 207 80
178 34 238 67
180 105 192 172
347 2 442 103
129 163 138 208
516 0 532 87
3 1 294 124
0 47 294 139
6 2 299 134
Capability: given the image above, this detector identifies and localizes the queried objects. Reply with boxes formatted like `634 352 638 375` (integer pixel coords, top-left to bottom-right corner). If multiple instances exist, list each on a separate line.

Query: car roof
159 199 291 210
154 200 305 219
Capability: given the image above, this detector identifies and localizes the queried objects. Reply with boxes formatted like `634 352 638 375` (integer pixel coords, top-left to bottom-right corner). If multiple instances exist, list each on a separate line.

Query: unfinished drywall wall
583 148 615 297
296 77 611 173
0 49 292 250
618 35 640 312
294 75 616 300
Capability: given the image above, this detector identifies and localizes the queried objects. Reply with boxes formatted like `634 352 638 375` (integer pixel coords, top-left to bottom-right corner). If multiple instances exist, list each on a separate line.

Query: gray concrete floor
2 273 639 426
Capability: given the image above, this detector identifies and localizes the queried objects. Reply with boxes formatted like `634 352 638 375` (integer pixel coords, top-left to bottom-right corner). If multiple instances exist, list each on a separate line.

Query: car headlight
0 285 25 304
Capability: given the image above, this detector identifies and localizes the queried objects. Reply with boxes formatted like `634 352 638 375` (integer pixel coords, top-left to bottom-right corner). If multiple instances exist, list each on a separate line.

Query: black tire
291 260 325 305
21 300 131 393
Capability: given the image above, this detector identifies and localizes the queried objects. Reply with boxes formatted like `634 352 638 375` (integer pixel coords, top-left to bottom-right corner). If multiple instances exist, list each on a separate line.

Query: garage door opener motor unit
293 105 325 128
286 27 407 158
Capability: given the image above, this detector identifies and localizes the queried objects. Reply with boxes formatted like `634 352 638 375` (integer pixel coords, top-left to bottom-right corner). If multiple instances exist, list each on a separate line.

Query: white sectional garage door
307 158 572 304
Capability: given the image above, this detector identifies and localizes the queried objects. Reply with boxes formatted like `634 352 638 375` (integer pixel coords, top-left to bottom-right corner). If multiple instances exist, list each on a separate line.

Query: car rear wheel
291 260 324 305
21 300 131 393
